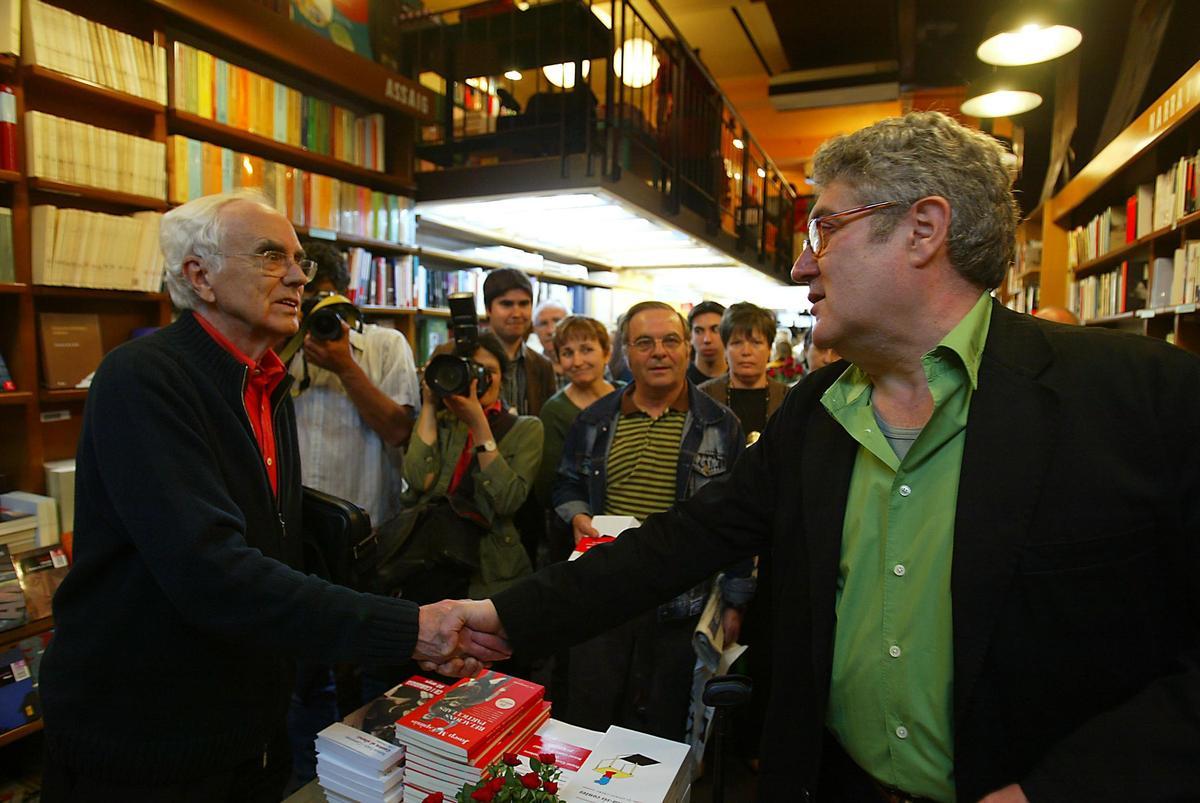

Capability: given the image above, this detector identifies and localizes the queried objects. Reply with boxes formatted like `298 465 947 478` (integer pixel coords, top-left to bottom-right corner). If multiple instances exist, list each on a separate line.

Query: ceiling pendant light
614 38 660 89
542 61 590 88
961 69 1043 118
977 4 1082 66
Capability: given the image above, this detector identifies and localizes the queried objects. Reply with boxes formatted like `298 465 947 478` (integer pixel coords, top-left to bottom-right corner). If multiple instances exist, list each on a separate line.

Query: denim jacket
552 382 753 619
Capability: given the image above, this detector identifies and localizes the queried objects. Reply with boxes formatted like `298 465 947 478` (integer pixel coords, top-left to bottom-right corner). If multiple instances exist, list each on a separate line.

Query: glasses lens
298 259 318 281
808 218 821 257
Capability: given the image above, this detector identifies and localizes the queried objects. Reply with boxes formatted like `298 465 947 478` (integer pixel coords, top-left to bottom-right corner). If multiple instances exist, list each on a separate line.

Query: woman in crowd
535 316 619 561
699 302 787 444
398 331 542 603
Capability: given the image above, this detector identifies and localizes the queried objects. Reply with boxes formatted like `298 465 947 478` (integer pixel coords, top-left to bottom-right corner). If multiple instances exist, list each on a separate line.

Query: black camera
425 292 492 398
301 293 361 341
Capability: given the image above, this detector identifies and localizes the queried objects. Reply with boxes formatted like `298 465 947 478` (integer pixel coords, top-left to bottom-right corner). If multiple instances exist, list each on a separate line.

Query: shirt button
895 725 909 740
898 484 912 497
893 564 906 576
266 458 273 466
888 645 902 658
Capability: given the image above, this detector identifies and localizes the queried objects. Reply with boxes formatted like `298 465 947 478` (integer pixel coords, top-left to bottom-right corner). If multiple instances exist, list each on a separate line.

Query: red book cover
404 701 551 783
395 670 544 761
0 85 15 171
569 535 616 561
1125 195 1137 244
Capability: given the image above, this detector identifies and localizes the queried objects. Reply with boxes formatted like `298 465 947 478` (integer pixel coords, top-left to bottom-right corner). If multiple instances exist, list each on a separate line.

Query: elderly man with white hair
36 191 506 802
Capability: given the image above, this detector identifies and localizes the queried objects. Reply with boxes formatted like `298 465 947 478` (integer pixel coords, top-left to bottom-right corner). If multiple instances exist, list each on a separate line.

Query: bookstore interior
0 0 1197 800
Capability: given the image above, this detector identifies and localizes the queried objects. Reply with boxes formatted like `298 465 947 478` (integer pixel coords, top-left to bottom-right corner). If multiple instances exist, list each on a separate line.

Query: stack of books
394 670 550 802
317 675 447 803
315 722 406 803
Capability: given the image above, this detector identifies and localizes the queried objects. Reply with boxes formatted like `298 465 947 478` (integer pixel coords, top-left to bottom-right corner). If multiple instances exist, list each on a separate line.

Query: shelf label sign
384 77 434 121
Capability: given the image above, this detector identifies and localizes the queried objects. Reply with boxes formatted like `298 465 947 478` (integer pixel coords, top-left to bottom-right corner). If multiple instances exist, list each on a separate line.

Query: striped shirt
604 408 687 521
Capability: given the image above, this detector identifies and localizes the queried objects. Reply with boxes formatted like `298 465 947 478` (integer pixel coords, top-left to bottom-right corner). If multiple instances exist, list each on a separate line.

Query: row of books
25 111 166 200
0 543 69 631
22 0 167 104
0 0 17 57
168 135 414 242
1071 242 1200 322
0 84 14 171
1004 283 1040 316
0 207 12 283
0 626 52 738
321 670 690 803
172 42 386 171
1067 150 1200 268
30 206 165 292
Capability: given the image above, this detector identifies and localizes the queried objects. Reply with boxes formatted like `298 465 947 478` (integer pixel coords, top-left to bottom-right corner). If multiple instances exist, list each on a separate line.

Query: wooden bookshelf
0 720 44 749
0 169 20 184
24 65 165 114
0 54 15 74
168 110 416 195
39 389 89 403
0 617 54 649
31 286 169 303
26 178 170 211
0 283 29 295
293 226 419 257
0 392 33 407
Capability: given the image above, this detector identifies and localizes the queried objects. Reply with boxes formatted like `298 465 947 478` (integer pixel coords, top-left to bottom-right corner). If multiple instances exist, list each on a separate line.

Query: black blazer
493 301 1200 802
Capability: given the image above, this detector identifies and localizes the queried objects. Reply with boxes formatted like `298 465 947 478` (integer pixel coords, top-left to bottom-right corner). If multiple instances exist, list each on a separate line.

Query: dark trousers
565 611 698 742
41 729 291 803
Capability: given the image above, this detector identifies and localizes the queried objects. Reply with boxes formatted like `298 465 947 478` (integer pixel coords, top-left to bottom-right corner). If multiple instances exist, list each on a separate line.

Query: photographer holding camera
289 239 419 529
390 297 543 604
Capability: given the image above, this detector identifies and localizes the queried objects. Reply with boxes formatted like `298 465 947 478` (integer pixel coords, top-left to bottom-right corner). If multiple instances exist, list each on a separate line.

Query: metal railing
390 0 797 277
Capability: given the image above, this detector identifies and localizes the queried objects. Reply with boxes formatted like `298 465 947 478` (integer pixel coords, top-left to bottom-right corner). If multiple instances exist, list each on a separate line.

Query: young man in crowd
686 300 727 385
440 112 1200 803
483 268 556 416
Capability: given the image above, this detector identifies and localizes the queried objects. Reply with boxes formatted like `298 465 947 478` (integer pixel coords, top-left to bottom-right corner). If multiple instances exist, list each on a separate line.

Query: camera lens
425 354 471 396
308 309 344 340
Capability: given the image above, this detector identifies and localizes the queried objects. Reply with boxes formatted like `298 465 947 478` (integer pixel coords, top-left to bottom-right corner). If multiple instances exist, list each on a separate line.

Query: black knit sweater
39 311 418 784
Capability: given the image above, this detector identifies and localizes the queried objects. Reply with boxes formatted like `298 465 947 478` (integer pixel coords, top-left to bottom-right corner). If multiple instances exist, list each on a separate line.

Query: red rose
543 781 559 794
538 752 557 766
487 776 506 793
470 787 496 802
422 794 444 803
520 771 541 789
502 752 520 766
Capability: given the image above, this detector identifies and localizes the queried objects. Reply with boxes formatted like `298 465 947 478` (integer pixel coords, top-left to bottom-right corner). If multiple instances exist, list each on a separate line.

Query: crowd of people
36 111 1200 803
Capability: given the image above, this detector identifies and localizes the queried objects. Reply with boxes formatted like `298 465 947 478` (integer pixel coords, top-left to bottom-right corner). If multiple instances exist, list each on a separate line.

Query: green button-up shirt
820 292 992 802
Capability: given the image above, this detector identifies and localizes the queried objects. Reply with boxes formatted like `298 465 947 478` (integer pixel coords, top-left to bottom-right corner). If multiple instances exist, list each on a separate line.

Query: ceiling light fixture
977 5 1081 66
732 138 744 150
613 37 660 89
542 61 590 88
504 69 523 81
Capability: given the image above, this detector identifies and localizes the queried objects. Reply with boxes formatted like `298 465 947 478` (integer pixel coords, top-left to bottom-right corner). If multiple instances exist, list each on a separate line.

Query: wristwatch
475 439 498 454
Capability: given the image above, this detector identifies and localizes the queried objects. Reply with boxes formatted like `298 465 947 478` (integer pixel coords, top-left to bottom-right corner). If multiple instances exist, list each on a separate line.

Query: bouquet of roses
421 751 564 803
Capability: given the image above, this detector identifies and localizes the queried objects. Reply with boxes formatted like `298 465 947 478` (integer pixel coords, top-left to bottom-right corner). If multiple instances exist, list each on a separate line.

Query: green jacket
401 413 542 598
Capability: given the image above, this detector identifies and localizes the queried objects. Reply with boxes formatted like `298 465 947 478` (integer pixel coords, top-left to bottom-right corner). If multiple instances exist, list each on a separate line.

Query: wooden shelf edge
0 392 33 406
168 110 415 195
294 225 417 256
27 178 169 211
0 54 15 74
0 719 44 748
24 64 165 112
31 285 168 302
39 389 88 402
0 616 53 648
0 282 30 295
0 168 20 184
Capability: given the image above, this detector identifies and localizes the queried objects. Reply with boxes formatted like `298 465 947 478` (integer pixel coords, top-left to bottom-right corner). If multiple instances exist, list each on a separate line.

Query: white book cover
316 750 405 792
315 721 404 775
561 726 690 803
0 492 59 546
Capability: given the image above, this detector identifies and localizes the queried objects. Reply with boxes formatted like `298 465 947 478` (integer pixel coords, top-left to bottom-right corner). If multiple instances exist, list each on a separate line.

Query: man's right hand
415 599 511 677
571 514 600 545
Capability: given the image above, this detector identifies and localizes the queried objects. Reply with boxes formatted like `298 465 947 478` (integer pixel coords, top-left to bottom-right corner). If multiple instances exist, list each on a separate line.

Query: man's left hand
303 324 356 376
415 599 512 676
978 785 1028 803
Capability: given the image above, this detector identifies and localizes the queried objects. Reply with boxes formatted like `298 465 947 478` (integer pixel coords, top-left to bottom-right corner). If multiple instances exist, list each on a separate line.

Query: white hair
534 298 569 319
160 190 278 310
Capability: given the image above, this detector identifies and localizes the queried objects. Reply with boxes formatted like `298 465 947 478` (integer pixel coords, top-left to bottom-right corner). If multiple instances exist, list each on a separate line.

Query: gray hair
160 190 279 309
810 111 1019 289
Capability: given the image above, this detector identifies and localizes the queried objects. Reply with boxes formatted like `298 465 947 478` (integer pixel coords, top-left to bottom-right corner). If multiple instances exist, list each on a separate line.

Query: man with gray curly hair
445 111 1200 803
37 191 507 800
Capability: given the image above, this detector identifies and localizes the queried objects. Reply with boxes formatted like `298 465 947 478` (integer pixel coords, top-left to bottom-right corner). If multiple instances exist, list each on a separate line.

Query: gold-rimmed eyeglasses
216 250 318 282
803 200 899 258
629 334 686 353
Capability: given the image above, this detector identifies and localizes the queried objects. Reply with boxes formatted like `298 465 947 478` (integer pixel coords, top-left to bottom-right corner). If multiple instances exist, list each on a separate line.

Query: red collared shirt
194 314 287 496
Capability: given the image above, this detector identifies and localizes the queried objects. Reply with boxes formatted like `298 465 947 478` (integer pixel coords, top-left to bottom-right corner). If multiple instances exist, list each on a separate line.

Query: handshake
415 599 512 677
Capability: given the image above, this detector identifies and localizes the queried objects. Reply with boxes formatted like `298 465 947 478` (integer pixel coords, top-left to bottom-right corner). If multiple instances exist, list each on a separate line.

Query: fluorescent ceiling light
418 191 758 272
